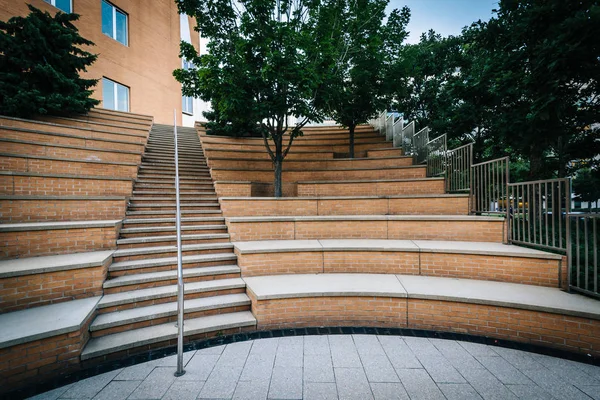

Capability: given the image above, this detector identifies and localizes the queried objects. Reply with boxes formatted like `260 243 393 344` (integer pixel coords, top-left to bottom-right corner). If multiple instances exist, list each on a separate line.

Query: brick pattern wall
0 155 138 178
227 219 505 242
204 150 334 162
0 226 119 259
0 175 133 196
38 116 148 137
367 149 404 158
208 156 412 170
297 179 445 197
0 317 93 395
214 182 251 197
0 265 108 313
202 141 392 154
0 199 127 223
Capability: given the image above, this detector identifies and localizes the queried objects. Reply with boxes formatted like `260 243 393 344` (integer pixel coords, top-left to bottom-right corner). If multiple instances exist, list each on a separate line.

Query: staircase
82 124 255 360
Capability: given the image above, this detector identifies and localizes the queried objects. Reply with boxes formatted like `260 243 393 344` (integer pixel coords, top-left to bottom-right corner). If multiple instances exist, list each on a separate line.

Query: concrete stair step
132 191 216 196
128 203 219 208
117 233 229 246
129 197 217 202
90 293 251 332
81 311 256 360
109 253 237 273
97 278 246 309
125 210 222 218
120 224 226 236
122 217 224 227
135 175 212 181
112 242 234 261
103 265 241 289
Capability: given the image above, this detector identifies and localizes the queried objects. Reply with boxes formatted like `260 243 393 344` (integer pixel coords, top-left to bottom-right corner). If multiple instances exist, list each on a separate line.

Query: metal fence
392 117 403 148
470 157 510 214
413 127 429 164
446 143 472 192
569 214 599 298
425 134 446 177
400 121 415 155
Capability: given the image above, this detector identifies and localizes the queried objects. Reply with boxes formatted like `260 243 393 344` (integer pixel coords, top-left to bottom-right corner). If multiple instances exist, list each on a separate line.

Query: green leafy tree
318 0 410 158
0 5 99 118
573 167 600 211
175 0 341 197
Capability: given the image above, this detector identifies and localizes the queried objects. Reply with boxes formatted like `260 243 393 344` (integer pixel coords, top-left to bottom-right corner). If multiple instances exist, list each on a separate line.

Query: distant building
0 0 208 125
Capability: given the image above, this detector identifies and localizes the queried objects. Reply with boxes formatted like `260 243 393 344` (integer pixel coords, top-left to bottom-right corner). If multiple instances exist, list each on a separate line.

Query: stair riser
131 193 216 198
113 247 233 262
125 212 222 218
103 272 241 294
129 197 216 203
134 185 214 190
109 260 237 276
97 287 246 313
122 220 224 228
128 206 220 212
117 237 229 248
119 228 227 238
91 304 250 338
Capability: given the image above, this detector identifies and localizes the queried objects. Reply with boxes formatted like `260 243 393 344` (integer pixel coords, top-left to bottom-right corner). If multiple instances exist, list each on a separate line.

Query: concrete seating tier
87 107 154 123
0 220 122 259
0 116 148 144
297 178 445 197
244 273 600 357
219 194 469 216
233 240 564 287
225 215 505 242
0 251 113 312
207 155 414 170
203 148 335 162
200 133 386 146
0 195 127 223
0 297 99 391
0 138 142 163
38 115 150 136
0 172 134 196
0 125 145 153
201 140 392 155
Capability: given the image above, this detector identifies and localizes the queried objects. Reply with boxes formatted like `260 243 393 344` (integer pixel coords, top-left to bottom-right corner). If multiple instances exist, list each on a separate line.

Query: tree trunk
273 135 283 198
348 124 356 159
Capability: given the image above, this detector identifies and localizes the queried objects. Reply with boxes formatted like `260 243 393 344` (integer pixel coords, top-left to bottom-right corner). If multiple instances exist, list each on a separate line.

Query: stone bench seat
38 115 149 136
297 177 445 196
244 273 600 357
204 148 335 161
225 215 505 243
219 194 469 216
0 220 122 259
367 147 404 158
207 155 414 170
0 125 145 153
201 141 391 154
232 239 563 287
88 107 153 122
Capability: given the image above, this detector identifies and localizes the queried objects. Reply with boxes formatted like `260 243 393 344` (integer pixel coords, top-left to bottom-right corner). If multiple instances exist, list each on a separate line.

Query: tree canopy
0 5 99 118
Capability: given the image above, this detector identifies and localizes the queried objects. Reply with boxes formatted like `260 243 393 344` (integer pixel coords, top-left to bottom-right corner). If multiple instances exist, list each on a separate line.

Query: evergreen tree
0 5 99 118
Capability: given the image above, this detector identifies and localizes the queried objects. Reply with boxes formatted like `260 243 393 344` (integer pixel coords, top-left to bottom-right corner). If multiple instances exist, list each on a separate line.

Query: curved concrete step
103 265 241 288
112 242 234 259
109 253 237 273
116 233 229 246
81 311 256 360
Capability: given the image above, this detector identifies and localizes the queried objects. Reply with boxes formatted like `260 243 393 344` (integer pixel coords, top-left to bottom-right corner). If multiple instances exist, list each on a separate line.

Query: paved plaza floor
29 335 600 400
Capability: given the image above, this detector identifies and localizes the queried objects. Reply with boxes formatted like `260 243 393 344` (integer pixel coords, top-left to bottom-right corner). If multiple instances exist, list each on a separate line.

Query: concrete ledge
244 274 600 320
0 250 114 278
0 220 122 232
210 165 425 172
227 215 502 223
220 194 468 201
245 273 407 300
0 296 100 349
0 125 147 146
298 177 443 184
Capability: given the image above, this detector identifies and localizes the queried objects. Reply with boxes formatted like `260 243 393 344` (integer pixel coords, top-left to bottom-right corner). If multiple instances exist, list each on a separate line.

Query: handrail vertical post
173 109 185 377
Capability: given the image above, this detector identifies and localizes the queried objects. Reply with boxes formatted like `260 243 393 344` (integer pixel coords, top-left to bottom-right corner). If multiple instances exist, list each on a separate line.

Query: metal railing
413 127 429 164
425 134 446 177
570 214 599 298
400 121 415 155
446 143 472 192
392 116 403 148
470 157 510 214
385 114 394 142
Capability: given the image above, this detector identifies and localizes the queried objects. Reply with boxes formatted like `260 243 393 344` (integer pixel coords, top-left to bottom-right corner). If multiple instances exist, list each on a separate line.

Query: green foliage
393 0 600 181
175 0 345 196
573 168 600 210
317 0 410 157
0 5 99 118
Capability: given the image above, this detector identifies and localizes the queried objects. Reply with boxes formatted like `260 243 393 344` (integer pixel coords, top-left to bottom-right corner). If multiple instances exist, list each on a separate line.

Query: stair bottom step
81 311 256 360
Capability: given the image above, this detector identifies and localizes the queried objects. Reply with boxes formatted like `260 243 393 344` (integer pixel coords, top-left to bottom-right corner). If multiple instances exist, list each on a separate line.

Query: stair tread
81 311 256 359
120 224 225 233
103 265 241 288
110 253 237 271
123 217 224 224
112 243 234 258
97 278 246 308
116 233 229 244
90 293 251 331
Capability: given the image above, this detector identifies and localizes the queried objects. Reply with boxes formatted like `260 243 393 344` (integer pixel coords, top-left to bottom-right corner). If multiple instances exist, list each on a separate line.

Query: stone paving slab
28 335 600 400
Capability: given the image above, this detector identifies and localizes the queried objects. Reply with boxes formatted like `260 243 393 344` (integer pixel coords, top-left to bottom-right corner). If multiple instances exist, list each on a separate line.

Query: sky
387 0 498 43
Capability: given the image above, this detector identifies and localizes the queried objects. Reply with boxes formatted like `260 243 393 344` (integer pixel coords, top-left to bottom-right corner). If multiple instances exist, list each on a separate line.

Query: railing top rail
414 127 428 136
507 177 570 186
426 134 446 145
393 117 403 126
402 121 415 130
471 156 509 167
448 142 473 153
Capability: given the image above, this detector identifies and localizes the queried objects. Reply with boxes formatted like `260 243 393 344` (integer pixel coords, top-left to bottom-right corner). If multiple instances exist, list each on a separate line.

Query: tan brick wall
323 252 420 275
250 293 407 330
0 318 92 395
408 299 600 357
221 199 319 217
214 182 251 197
208 157 412 170
236 251 324 276
0 175 133 196
0 199 127 223
227 219 505 242
0 266 107 313
1 141 141 164
204 150 334 162
367 149 404 158
0 155 138 178
0 226 119 259
201 141 391 154
297 179 445 197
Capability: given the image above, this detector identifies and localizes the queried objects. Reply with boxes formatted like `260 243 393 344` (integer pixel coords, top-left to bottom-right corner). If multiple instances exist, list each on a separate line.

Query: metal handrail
470 156 509 215
425 134 446 177
446 143 472 192
173 110 185 377
392 116 403 148
413 127 429 164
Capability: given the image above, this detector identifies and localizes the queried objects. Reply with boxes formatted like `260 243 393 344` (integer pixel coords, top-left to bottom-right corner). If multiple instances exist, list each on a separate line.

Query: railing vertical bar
565 180 571 292
558 180 563 249
593 217 597 294
576 216 580 288
584 217 589 290
532 183 537 244
538 182 543 245
521 184 526 243
544 183 549 246
552 183 556 248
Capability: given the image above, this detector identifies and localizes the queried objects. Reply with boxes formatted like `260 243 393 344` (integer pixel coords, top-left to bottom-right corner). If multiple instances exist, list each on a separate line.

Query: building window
181 58 194 114
102 78 129 112
101 0 128 46
44 0 72 13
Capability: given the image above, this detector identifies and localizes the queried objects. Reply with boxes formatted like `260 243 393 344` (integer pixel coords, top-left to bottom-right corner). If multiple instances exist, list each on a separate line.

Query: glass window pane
55 0 71 12
115 10 127 45
117 83 129 112
102 78 115 110
101 1 113 38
